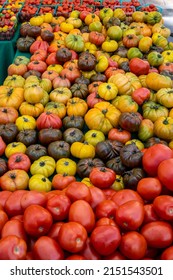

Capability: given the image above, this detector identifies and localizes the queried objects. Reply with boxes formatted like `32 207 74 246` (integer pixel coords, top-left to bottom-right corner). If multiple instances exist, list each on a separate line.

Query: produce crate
24 0 41 5
38 4 57 15
0 25 16 40
41 0 61 5
18 5 39 22
136 3 163 13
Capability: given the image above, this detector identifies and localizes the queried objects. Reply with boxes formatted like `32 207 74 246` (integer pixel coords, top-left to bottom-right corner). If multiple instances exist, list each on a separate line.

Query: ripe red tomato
81 237 101 260
7 152 31 172
20 190 47 210
142 144 173 177
23 205 53 237
137 177 162 201
0 190 12 208
157 158 173 191
103 251 127 260
143 204 159 224
119 231 147 260
46 194 71 221
48 222 64 242
4 190 27 217
1 219 27 241
131 87 150 105
89 167 116 189
112 189 144 206
115 200 145 231
160 246 173 260
140 221 173 248
129 58 150 76
95 217 117 227
33 236 64 260
58 222 88 253
0 210 8 235
90 225 121 256
66 254 86 260
52 174 76 190
95 199 118 220
69 200 95 233
0 235 27 260
65 181 91 202
153 195 173 220
89 186 106 209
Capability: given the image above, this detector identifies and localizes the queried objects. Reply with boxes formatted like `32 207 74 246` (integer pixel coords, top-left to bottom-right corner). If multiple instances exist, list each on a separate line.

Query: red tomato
160 246 173 260
7 152 31 172
142 144 173 177
1 219 27 241
157 158 173 191
131 87 150 105
112 189 144 206
129 58 150 76
48 222 64 242
95 217 117 227
0 235 27 260
95 199 118 220
140 221 173 248
89 167 116 189
58 222 88 253
81 237 101 260
68 200 95 233
20 190 47 210
0 190 12 208
153 195 173 220
115 200 145 231
90 225 121 256
52 174 76 190
4 190 27 217
89 186 106 209
103 251 127 260
102 188 116 200
119 231 147 260
46 194 71 221
66 254 86 260
137 177 162 201
65 181 91 202
33 236 64 260
143 204 159 224
23 205 53 237
0 210 8 235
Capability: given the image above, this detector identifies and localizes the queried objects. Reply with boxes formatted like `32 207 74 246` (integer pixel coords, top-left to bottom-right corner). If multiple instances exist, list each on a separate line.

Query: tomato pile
0 6 173 260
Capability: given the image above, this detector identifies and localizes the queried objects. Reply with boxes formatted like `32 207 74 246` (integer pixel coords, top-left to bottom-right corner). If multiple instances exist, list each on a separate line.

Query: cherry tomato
58 222 88 253
95 199 118 220
140 221 173 248
69 200 95 233
4 190 27 217
46 194 71 221
89 186 106 209
0 235 27 260
20 190 47 210
142 144 173 177
115 200 145 231
90 225 121 256
23 205 53 237
33 236 64 260
81 237 101 260
137 177 162 201
143 204 159 224
1 219 27 241
157 158 173 191
0 210 8 235
112 189 144 206
153 195 173 221
119 231 147 260
65 181 91 202
161 246 173 260
89 167 116 189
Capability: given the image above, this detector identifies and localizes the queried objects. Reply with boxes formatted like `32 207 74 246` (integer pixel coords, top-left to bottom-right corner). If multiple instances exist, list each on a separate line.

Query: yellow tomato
84 130 105 147
15 115 36 131
125 139 144 150
56 158 77 176
5 142 26 158
101 40 118 52
60 22 74 33
29 174 52 192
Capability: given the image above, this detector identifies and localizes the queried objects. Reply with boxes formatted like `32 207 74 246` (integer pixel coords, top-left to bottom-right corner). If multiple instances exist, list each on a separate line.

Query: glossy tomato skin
143 204 159 224
103 251 127 260
112 189 144 206
0 190 12 208
66 254 86 260
4 190 27 217
52 174 76 190
65 181 91 203
115 200 145 231
90 225 121 256
137 177 162 201
157 158 173 191
48 222 64 242
0 210 8 235
58 221 88 253
89 186 106 210
153 195 173 220
68 200 95 233
89 167 116 189
0 235 27 260
7 152 31 172
20 190 47 210
140 221 173 248
23 205 53 237
1 219 27 242
95 199 118 220
142 144 173 177
119 231 147 260
33 236 64 260
160 246 173 260
81 237 101 260
95 217 117 227
46 194 71 221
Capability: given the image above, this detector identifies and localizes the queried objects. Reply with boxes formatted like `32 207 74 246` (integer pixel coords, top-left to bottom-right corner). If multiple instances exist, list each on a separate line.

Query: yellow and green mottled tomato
84 130 105 147
154 116 173 140
147 51 164 67
138 119 154 142
29 174 52 192
30 156 56 177
127 47 143 59
98 82 118 101
156 88 173 108
65 34 85 52
142 101 169 122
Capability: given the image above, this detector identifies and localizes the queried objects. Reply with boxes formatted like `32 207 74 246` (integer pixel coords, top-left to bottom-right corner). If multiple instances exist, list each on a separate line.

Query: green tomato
127 47 143 59
107 26 123 41
89 21 103 32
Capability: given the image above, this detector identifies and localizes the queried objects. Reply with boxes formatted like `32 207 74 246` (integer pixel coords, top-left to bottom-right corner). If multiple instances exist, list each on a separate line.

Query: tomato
69 200 95 233
0 210 8 235
1 219 27 242
23 205 53 237
0 191 12 208
131 88 150 105
142 144 173 177
48 222 64 242
115 200 145 231
89 186 106 209
95 199 118 220
90 225 121 256
137 177 162 201
20 190 47 210
81 237 101 260
112 189 144 206
52 174 76 190
143 204 159 224
119 231 147 260
7 152 31 172
157 158 173 191
103 251 127 260
102 188 117 200
0 235 27 260
4 190 27 217
95 217 117 227
140 221 173 248
65 181 91 202
153 195 173 220
66 254 86 260
161 246 173 260
46 194 71 221
33 236 64 260
58 222 88 253
129 58 150 76
89 167 116 189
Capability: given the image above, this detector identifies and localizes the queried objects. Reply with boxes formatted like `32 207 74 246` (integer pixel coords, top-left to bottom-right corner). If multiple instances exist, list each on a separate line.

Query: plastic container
38 5 57 15
18 5 39 22
0 25 16 40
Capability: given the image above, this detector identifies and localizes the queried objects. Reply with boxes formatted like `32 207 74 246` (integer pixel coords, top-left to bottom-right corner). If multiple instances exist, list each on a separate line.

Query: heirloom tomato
52 174 76 190
137 177 162 201
20 190 47 210
95 199 118 220
89 167 116 189
7 153 31 172
0 170 29 192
